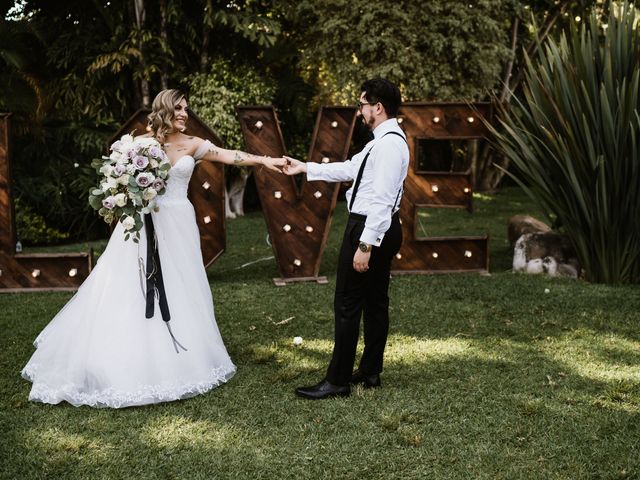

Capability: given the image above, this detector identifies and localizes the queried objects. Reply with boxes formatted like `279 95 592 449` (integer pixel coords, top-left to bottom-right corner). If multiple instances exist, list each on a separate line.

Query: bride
21 89 285 408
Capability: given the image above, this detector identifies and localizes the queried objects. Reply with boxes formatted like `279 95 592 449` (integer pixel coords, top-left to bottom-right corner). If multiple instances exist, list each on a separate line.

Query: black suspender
348 130 408 212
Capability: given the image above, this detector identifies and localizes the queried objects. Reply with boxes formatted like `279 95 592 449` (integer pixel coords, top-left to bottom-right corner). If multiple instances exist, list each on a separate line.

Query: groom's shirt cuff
306 161 355 182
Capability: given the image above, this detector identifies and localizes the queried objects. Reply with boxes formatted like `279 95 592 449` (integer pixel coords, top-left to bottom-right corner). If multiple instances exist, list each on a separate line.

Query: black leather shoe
350 370 381 388
295 380 351 400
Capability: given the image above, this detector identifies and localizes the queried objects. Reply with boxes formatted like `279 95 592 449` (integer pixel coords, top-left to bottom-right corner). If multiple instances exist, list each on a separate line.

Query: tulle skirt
21 199 236 408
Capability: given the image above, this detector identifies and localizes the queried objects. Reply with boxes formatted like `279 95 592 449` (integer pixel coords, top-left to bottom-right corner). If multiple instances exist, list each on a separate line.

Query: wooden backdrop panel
0 113 92 292
111 109 225 267
237 106 357 284
392 103 491 274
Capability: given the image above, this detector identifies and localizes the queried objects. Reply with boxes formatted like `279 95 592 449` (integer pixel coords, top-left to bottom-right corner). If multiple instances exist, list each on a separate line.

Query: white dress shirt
307 118 410 246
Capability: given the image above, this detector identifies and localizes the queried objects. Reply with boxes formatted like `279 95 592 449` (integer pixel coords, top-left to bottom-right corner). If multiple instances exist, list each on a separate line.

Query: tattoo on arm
207 144 221 159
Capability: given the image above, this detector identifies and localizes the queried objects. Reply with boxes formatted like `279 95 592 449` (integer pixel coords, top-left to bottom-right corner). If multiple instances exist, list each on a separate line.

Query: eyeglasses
356 100 378 110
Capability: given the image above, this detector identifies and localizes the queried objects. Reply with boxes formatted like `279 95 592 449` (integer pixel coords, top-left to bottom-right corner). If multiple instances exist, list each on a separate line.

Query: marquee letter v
237 106 356 284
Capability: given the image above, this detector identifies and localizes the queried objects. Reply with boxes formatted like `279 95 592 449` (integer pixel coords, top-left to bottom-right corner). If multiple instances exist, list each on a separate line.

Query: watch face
359 243 370 253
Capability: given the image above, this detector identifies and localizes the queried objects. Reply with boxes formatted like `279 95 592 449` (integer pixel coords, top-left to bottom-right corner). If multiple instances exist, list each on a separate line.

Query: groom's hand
263 157 287 173
283 156 307 175
353 249 371 273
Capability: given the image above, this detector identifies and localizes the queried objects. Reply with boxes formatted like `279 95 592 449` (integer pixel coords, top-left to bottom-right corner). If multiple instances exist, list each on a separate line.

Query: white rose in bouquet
122 215 136 230
142 188 157 201
114 193 127 207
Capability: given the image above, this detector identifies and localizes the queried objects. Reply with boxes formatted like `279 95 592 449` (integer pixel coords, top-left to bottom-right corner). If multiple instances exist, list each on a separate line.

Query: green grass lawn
2 187 639 479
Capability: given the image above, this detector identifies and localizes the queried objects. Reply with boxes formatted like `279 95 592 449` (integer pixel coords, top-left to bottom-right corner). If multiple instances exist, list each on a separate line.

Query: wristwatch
358 242 372 253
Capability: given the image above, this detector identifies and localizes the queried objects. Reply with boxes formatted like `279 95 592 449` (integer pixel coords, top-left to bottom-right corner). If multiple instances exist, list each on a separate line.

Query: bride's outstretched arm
201 143 285 172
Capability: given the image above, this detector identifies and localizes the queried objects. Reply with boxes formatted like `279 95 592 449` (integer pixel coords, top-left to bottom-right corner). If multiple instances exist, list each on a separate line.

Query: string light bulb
396 253 402 260
305 226 314 233
283 224 292 232
203 216 212 224
254 120 263 129
202 181 210 190
330 121 338 128
464 250 473 258
466 116 475 123
432 185 439 193
274 191 282 199
314 191 322 199
32 269 41 278
433 116 440 123
293 259 302 266
432 252 439 259
68 268 78 277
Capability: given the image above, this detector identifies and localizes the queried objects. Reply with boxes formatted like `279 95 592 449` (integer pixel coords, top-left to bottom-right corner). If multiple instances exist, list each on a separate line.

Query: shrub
186 59 276 150
491 2 640 284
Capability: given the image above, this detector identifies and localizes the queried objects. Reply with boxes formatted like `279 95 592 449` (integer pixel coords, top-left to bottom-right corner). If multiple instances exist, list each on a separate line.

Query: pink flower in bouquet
110 140 122 151
102 196 116 209
152 178 165 191
126 148 137 160
136 172 155 187
149 146 162 158
113 164 126 176
133 155 149 170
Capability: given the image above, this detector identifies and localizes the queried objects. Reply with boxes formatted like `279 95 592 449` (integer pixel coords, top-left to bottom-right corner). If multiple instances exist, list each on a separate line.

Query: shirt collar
372 118 401 139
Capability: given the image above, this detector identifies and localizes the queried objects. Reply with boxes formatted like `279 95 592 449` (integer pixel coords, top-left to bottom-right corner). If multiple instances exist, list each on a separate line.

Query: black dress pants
325 212 402 386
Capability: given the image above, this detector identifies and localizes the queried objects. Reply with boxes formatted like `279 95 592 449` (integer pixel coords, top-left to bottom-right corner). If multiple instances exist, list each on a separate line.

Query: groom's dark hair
360 78 402 117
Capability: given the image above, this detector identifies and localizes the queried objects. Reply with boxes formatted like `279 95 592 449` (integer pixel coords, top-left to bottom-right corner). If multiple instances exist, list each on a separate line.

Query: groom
284 78 410 399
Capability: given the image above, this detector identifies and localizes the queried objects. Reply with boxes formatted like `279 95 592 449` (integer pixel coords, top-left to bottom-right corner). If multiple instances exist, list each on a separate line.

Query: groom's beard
361 114 375 131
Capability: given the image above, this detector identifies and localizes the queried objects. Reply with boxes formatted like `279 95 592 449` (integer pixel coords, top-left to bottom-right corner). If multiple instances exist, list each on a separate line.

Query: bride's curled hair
147 89 186 143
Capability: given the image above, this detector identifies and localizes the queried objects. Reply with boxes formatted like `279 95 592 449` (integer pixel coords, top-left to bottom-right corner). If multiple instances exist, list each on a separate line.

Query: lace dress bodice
158 140 213 204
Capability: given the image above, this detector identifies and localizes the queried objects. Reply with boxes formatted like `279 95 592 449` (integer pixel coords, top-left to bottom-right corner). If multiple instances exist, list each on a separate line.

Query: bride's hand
262 156 287 173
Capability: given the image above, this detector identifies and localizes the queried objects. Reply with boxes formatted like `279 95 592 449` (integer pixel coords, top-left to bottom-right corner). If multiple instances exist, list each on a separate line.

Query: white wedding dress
22 140 236 408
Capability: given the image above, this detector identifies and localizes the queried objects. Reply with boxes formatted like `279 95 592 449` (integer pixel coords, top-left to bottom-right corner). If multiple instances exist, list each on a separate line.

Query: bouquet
89 133 171 242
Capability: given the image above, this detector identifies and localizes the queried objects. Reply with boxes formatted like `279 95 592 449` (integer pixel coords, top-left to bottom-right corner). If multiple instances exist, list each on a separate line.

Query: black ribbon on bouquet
144 213 187 354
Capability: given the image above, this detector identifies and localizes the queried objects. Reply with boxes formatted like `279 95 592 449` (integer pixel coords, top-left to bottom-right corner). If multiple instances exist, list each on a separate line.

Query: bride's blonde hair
147 89 186 143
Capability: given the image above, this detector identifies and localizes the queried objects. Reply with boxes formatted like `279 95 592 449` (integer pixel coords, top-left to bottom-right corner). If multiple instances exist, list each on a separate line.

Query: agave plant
492 2 640 284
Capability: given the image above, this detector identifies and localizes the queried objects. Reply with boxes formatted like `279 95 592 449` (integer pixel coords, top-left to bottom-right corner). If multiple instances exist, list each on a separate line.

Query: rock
507 215 551 247
513 232 580 278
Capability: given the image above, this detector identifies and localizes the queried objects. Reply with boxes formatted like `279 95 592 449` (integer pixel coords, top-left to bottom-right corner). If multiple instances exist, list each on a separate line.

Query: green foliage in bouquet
187 58 276 150
491 2 640 284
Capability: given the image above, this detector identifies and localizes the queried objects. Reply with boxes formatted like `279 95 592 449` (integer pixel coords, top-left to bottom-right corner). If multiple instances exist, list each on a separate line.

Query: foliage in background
14 199 69 245
187 59 276 150
11 123 112 241
491 2 640 284
0 0 616 242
